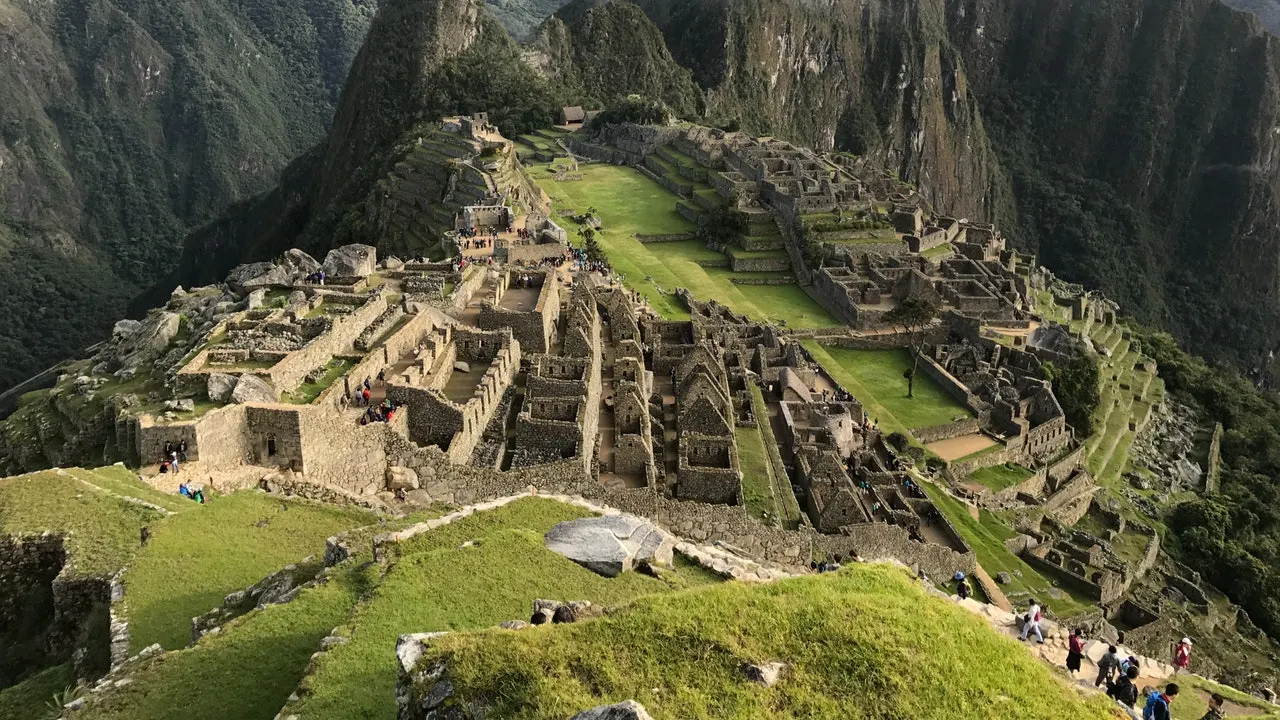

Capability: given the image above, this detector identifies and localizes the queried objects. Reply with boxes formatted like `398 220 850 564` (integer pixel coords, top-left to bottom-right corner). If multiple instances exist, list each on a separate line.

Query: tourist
362 388 371 405
1108 665 1141 708
164 440 173 457
1066 629 1084 675
178 439 188 462
551 605 576 624
159 460 170 474
1200 693 1226 720
377 369 386 386
1120 655 1140 677
192 487 205 504
827 554 843 572
353 388 363 406
1095 645 1121 687
364 376 372 391
1019 600 1044 644
955 571 970 600
170 451 180 474
530 611 548 626
178 482 191 497
1142 683 1178 720
1173 637 1192 674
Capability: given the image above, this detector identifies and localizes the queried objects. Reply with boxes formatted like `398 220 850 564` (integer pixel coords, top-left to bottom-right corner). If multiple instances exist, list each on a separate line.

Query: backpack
1142 691 1167 720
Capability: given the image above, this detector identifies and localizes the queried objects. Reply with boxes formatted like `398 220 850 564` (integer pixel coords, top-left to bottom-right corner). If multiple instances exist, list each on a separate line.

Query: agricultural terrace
922 483 1094 618
525 162 838 329
801 344 973 438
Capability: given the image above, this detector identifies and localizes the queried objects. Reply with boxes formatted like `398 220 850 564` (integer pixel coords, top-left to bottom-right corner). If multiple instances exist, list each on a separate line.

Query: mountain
1220 0 1280 36
0 0 376 392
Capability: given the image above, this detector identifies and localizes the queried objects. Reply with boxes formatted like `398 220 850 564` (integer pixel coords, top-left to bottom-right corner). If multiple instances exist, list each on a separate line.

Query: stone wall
913 417 983 444
191 405 251 471
245 406 305 470
730 255 791 273
1020 550 1103 602
915 351 985 413
504 241 566 264
136 415 200 465
268 294 388 392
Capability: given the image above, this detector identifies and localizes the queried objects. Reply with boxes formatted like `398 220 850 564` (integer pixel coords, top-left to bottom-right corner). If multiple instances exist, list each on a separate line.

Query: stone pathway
970 564 1013 611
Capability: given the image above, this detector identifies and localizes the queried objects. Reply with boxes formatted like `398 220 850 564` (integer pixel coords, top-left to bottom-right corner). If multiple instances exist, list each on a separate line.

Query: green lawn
74 559 375 720
282 357 354 404
121 492 373 652
748 383 803 529
968 463 1034 492
0 470 161 577
282 498 721 719
0 664 73 720
802 345 971 435
69 466 192 513
411 564 1117 720
922 483 1091 617
528 163 838 329
736 426 777 522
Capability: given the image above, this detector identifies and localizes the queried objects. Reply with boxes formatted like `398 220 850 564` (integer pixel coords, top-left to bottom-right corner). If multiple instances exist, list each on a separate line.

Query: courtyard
526 162 839 329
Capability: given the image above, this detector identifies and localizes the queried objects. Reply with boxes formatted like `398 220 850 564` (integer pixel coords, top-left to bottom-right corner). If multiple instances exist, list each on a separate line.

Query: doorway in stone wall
267 434 277 458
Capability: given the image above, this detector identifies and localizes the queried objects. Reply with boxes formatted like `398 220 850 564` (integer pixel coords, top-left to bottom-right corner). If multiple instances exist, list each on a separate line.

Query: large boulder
282 248 321 275
226 262 291 293
109 311 181 374
570 701 654 720
322 244 377 277
230 374 278 404
385 466 420 491
207 373 238 403
544 514 675 578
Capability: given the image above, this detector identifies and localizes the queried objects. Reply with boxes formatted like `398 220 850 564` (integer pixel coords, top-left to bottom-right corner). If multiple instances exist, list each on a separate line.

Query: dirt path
926 433 998 461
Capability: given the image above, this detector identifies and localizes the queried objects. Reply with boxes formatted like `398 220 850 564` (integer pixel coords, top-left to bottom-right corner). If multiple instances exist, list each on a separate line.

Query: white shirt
1026 604 1041 623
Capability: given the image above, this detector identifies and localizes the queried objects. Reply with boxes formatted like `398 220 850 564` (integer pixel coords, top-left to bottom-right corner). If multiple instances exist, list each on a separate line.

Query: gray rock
247 288 267 309
452 361 471 373
381 256 405 271
287 290 307 305
63 697 86 711
164 398 196 413
996 572 1012 584
283 248 322 274
230 374 278 404
109 312 181 374
385 466 420 491
226 262 291 293
322 244 377 277
569 700 654 720
742 661 787 687
207 373 238 403
544 514 676 577
113 319 143 338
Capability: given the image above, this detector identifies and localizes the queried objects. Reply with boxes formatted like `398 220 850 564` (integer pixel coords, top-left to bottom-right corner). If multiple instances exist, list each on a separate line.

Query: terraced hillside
1081 321 1166 490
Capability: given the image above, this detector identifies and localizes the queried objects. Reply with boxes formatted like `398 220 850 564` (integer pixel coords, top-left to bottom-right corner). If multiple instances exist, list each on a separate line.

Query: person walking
1142 683 1179 720
1199 693 1226 720
1019 600 1044 644
1173 638 1192 674
1065 629 1085 675
170 450 180 474
1095 645 1120 688
1108 665 1141 708
954 572 970 600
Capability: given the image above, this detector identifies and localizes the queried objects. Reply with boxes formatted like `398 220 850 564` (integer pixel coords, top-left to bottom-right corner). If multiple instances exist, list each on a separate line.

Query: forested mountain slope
0 0 376 391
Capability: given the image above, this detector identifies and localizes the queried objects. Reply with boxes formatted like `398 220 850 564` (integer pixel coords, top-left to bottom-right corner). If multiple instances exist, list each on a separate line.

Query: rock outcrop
544 514 675 577
229 375 278 404
322 244 378 277
569 701 654 720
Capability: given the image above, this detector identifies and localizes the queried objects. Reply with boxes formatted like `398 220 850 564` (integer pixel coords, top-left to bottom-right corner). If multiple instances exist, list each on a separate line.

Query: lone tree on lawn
883 294 940 398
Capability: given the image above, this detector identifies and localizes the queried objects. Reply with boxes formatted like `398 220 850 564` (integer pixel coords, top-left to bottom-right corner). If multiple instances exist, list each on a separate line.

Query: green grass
736 426 778 522
968 463 1034 492
1169 675 1280 719
802 345 972 434
282 358 354 404
921 243 954 258
748 383 803 529
0 663 73 720
528 163 838 329
922 483 1091 617
75 558 375 720
0 470 161 577
68 466 191 514
284 498 721 719
121 492 373 652
411 564 1117 720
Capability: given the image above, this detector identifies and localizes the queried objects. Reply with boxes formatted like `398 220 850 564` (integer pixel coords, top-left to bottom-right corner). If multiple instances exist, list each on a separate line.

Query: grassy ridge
417 564 1117 719
284 498 722 719
121 493 373 652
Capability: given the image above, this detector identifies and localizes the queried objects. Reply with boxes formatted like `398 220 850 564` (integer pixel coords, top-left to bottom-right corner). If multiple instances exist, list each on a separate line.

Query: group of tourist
809 554 847 573
459 237 493 251
359 399 399 426
567 247 609 274
303 270 327 285
177 482 206 504
158 440 187 474
514 227 535 241
510 273 540 289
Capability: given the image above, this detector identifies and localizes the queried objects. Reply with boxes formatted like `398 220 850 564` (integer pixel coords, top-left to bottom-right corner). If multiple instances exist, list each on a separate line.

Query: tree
1039 355 1101 435
883 294 939 398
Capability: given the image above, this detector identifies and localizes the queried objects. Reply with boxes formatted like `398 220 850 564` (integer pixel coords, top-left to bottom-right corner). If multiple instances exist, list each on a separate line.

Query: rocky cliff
0 0 376 391
150 0 1280 368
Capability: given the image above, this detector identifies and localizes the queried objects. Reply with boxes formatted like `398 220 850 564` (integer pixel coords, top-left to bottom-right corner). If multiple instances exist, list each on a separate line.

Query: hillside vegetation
410 563 1118 720
0 0 376 392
